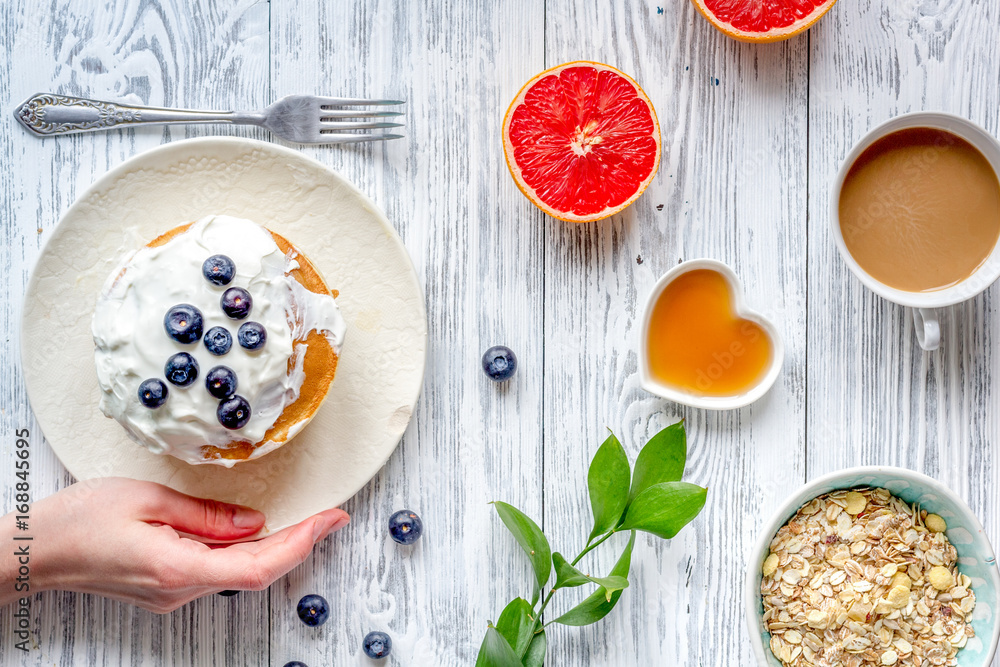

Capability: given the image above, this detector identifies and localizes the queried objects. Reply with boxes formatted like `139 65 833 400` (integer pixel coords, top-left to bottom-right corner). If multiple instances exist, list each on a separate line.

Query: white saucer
21 137 427 533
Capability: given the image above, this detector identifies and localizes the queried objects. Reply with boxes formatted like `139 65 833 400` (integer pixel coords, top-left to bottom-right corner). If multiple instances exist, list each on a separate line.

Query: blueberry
216 590 240 597
388 510 423 545
482 345 517 382
164 353 199 387
217 395 252 430
238 322 267 350
221 287 253 319
205 366 238 399
164 304 204 344
137 378 168 408
282 663 308 667
203 327 233 356
296 594 329 627
202 254 236 286
363 631 392 659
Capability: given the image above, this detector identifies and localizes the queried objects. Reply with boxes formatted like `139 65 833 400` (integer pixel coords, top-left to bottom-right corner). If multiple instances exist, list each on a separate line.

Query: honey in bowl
839 127 1000 292
646 269 771 397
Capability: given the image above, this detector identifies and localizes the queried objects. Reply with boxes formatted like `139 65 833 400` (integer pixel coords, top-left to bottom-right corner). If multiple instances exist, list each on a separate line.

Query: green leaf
552 552 630 600
494 598 536 658
628 421 686 505
492 502 551 592
590 575 629 602
552 552 590 589
587 432 631 541
521 628 546 667
619 481 707 539
552 531 636 627
476 625 523 667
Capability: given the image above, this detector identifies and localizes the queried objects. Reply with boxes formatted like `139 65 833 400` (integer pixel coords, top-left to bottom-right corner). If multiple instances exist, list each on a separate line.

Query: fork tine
319 120 404 131
314 133 405 144
314 96 405 107
318 109 404 119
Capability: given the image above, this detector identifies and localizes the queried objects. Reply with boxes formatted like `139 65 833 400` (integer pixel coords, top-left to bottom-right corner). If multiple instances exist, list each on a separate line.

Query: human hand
0 477 348 612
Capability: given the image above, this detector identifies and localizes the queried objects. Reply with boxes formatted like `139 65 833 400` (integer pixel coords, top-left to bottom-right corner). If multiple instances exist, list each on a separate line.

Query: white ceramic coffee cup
830 112 1000 351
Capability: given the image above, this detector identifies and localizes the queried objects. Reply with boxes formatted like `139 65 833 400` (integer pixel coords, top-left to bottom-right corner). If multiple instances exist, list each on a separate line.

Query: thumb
140 485 265 541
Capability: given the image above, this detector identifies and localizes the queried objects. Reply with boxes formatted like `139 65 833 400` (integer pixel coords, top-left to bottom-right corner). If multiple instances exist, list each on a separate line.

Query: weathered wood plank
0 1 270 665
540 2 808 665
268 0 545 664
808 5 1000 663
3 0 1000 665
806 4 1000 533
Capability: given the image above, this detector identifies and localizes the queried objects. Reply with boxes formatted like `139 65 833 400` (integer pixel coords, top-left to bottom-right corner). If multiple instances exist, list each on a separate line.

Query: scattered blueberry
203 327 233 356
221 287 253 319
482 345 517 382
202 254 236 286
388 510 423 545
363 631 392 659
205 366 238 399
296 594 329 627
217 395 252 429
216 590 240 597
163 304 204 344
137 378 168 408
164 353 199 387
238 322 267 350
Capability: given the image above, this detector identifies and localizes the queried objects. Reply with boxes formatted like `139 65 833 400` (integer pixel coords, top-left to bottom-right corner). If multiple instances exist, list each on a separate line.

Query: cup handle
912 308 940 351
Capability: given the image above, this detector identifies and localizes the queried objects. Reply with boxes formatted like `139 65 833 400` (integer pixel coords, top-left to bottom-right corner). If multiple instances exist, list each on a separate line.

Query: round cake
92 214 346 466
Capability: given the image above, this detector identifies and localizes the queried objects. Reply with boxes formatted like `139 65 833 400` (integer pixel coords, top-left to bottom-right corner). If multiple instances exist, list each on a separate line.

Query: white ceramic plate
21 137 427 533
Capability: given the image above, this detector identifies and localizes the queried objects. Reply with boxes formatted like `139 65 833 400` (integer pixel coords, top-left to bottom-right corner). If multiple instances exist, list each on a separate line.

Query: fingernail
232 508 264 529
317 515 350 542
312 518 326 542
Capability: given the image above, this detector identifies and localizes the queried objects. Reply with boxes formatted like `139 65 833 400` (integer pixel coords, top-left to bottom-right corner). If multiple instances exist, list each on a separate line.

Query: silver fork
14 93 404 144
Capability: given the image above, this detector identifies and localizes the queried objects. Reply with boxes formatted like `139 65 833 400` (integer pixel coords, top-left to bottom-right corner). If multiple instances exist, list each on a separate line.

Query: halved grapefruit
502 61 661 223
691 0 837 42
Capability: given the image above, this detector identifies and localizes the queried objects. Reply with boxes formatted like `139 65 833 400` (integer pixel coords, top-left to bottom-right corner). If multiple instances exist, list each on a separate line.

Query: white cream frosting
92 215 346 466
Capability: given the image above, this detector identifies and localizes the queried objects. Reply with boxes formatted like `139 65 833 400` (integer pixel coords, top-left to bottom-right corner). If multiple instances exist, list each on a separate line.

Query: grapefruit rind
690 0 837 43
502 61 662 223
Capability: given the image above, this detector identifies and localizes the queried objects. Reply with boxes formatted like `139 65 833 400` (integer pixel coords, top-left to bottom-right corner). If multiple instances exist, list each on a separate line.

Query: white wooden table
1 1 997 665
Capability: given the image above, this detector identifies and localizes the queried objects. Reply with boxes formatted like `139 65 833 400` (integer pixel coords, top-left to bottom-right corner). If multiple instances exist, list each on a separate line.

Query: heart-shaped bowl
745 466 1000 667
638 258 783 409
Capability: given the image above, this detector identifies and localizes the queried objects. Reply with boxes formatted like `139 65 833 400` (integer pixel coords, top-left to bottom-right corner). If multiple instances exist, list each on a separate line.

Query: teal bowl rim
743 465 1000 666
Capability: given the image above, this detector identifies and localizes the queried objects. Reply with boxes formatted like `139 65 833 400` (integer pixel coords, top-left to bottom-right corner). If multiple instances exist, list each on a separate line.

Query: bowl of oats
744 466 1000 667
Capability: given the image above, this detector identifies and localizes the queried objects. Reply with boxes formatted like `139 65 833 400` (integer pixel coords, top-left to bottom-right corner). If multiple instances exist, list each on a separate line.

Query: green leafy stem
476 421 707 666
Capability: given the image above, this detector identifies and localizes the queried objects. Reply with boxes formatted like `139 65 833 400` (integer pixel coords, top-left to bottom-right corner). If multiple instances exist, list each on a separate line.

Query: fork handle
13 93 264 136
